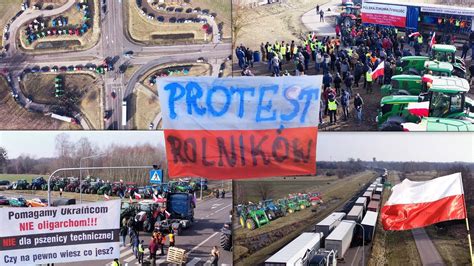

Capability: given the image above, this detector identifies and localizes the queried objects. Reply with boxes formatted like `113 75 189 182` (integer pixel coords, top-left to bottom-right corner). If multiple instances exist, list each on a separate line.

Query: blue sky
0 131 472 162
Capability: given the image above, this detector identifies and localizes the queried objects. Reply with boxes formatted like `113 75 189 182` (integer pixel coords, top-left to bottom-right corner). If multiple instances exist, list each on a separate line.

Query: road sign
150 169 163 184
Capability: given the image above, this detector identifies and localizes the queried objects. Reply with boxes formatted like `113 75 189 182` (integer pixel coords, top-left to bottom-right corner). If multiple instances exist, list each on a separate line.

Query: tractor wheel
311 201 318 206
380 121 404 131
220 232 232 251
239 216 245 228
246 219 256 230
144 220 153 233
300 204 306 210
75 187 80 193
32 185 37 190
288 208 294 214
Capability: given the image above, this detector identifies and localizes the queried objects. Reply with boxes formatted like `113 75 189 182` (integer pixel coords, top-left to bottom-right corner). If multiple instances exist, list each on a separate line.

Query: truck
314 212 346 239
264 232 323 266
361 211 378 242
375 187 383 195
362 191 373 203
154 192 194 235
121 100 127 127
367 200 379 212
346 205 364 222
354 197 368 211
325 220 356 259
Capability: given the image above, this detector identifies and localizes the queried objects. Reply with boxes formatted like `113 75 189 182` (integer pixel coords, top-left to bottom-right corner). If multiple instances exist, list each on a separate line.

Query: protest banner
361 3 407 28
0 200 120 265
158 76 322 179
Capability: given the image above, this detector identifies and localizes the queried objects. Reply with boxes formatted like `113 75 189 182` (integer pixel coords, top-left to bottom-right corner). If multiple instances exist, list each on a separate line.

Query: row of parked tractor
23 0 92 46
1 176 208 198
236 192 323 230
376 44 474 131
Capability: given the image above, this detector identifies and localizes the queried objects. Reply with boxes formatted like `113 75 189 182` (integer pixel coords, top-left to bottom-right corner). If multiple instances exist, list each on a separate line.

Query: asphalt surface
0 0 231 130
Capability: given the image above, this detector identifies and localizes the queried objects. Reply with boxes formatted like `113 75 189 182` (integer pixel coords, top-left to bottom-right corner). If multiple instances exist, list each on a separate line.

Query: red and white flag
382 173 466 230
134 192 142 200
129 195 133 203
164 209 171 219
153 194 160 203
402 121 427 132
430 32 436 48
409 32 421 38
371 61 384 80
407 101 429 117
104 194 110 200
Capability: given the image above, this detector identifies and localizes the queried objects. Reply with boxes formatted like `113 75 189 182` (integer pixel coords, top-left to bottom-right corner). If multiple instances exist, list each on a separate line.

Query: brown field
234 170 376 265
129 83 161 130
0 0 22 48
141 62 211 90
127 1 208 45
31 0 69 9
191 0 231 39
0 76 79 129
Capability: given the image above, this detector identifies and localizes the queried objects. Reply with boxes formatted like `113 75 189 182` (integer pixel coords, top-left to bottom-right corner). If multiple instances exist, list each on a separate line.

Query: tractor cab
396 56 429 75
244 203 270 230
424 61 454 77
338 1 361 27
376 95 421 130
430 44 466 77
380 75 423 96
260 199 285 220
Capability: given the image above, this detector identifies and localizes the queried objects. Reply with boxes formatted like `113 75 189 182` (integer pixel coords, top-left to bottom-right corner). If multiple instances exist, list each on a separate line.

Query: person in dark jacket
149 236 158 264
461 42 470 59
333 72 342 95
340 89 350 120
322 72 333 90
120 226 127 247
245 48 253 67
354 93 364 123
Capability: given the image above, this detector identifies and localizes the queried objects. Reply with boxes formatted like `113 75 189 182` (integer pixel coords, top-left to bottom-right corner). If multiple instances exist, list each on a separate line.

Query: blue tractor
31 176 46 190
154 192 195 235
259 199 286 220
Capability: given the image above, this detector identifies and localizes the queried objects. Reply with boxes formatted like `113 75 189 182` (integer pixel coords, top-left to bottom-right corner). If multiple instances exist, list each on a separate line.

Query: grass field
130 83 161 130
127 1 207 45
368 171 421 266
192 0 231 39
141 63 211 91
0 0 22 48
234 170 376 265
0 76 77 129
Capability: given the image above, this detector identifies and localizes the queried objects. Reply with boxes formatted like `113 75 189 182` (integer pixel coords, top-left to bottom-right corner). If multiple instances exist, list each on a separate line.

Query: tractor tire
246 219 256 230
32 185 37 190
75 187 80 193
220 232 232 251
288 208 294 214
311 201 318 206
300 204 306 210
239 216 245 228
380 121 404 131
107 190 112 196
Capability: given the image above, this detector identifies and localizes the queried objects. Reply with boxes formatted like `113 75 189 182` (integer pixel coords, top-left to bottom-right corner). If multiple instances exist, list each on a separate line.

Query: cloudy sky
0 131 472 162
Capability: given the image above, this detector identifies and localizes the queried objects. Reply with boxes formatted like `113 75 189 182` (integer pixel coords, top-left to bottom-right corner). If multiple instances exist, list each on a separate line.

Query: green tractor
396 56 429 75
13 179 30 190
289 196 307 210
97 183 112 195
381 76 474 131
376 95 421 130
298 194 312 209
277 198 299 214
53 179 68 191
430 44 466 78
239 204 270 230
396 56 460 78
381 75 423 96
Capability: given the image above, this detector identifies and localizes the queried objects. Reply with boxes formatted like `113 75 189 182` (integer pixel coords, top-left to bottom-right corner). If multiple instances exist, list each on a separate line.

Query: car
0 195 9 205
102 5 107 13
26 198 48 207
0 180 10 190
157 16 164 22
149 123 154 130
196 57 205 63
9 197 27 207
51 66 58 72
169 17 177 23
111 90 116 99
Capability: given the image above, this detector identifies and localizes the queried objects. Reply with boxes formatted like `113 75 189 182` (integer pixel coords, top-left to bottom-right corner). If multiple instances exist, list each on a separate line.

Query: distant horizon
1 132 473 163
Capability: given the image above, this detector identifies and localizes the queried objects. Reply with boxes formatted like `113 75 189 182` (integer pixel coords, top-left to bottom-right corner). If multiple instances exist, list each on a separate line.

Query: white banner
0 200 120 265
421 6 474 17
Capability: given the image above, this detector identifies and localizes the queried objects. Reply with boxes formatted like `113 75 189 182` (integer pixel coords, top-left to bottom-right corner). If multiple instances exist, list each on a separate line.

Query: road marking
187 232 219 256
124 253 136 262
214 204 232 214
186 257 201 266
120 248 134 258
351 245 361 266
211 203 223 209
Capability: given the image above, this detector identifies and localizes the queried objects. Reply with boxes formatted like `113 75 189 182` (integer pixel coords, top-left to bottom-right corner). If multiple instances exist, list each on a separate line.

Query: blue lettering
207 86 231 117
185 82 206 116
231 87 255 118
164 82 186 119
299 89 319 123
280 87 299 121
256 85 278 122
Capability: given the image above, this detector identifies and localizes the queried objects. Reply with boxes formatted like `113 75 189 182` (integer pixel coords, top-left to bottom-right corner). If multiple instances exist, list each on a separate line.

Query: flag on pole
401 121 428 132
382 173 466 230
134 192 142 200
104 194 110 200
164 209 171 219
409 32 421 38
153 194 159 203
430 32 436 48
371 61 385 80
129 196 133 203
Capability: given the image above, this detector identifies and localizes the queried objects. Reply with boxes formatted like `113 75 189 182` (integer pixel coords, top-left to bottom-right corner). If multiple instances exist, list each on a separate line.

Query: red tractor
337 1 361 28
309 192 323 206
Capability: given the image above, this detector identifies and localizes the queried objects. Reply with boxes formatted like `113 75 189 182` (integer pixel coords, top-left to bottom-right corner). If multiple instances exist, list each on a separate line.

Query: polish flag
409 32 421 38
153 194 164 203
407 101 429 117
104 194 110 200
371 61 384 80
401 122 427 132
430 32 436 48
382 173 466 230
134 192 142 200
164 209 171 219
129 196 133 203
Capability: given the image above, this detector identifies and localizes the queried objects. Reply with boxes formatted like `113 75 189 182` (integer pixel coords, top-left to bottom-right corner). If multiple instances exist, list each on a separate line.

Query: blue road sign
150 169 163 184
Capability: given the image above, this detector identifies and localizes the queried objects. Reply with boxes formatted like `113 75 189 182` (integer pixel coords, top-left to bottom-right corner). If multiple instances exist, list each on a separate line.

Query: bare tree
0 147 7 174
232 1 247 49
256 181 273 200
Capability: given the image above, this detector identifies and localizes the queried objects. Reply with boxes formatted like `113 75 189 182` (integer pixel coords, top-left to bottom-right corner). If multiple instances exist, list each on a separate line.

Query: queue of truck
264 170 388 266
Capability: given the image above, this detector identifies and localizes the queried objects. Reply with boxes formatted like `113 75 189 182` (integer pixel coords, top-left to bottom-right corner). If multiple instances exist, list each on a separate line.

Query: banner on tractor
361 3 407 28
0 200 120 265
158 76 322 179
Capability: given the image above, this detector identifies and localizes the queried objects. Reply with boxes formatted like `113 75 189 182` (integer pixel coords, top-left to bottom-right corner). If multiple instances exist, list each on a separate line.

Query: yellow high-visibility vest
347 49 353 57
455 20 460 26
138 244 144 253
366 72 373 82
274 43 280 51
112 261 120 266
293 46 298 54
328 100 337 111
281 46 286 55
267 46 273 53
417 36 423 44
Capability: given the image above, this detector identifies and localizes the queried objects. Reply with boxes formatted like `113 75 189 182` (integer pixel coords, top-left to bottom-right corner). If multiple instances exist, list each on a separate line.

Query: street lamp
355 222 365 266
79 153 106 203
47 166 155 206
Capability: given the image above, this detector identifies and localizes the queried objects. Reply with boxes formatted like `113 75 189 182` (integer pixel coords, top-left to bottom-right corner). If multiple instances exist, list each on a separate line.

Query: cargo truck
315 212 346 239
367 201 379 212
375 187 383 195
264 232 323 266
347 205 364 222
362 191 372 203
354 197 368 211
372 194 381 201
325 220 356 259
361 211 378 243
